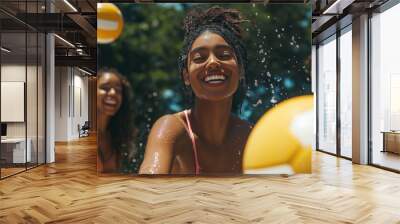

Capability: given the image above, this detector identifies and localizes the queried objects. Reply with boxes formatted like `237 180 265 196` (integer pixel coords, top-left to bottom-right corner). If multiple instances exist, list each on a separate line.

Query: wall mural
97 3 312 175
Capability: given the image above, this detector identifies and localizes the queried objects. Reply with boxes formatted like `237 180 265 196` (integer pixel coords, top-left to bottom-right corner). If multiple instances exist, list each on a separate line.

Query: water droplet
259 49 264 54
270 97 277 104
284 78 295 89
277 34 281 38
267 72 271 77
261 57 265 63
252 99 262 107
162 89 173 99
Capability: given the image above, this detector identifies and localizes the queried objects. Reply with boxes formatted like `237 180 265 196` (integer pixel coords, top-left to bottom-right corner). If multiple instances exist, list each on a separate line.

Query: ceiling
311 0 390 43
0 0 96 72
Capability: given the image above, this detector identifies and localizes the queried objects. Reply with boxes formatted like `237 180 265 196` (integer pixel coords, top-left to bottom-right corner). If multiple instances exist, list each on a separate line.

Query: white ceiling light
54 34 75 48
323 0 355 15
63 0 78 12
78 67 93 76
1 47 11 53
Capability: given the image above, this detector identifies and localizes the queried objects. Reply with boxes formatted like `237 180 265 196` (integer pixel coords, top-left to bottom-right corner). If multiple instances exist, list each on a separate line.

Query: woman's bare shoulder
149 112 188 141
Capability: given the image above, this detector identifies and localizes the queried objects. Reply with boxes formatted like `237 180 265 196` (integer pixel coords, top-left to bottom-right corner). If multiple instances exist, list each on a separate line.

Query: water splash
252 99 262 107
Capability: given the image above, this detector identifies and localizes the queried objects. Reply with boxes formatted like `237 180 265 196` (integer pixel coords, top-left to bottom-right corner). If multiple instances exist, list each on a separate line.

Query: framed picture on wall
1 81 25 122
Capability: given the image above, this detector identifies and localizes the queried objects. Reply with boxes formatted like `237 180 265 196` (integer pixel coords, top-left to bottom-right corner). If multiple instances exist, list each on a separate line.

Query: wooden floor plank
0 135 399 223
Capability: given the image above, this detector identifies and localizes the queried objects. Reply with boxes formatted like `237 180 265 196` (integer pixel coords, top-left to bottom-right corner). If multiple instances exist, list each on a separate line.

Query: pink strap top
184 110 200 175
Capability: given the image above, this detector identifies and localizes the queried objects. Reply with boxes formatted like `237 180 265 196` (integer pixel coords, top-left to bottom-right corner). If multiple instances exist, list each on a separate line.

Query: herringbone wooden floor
0 135 399 224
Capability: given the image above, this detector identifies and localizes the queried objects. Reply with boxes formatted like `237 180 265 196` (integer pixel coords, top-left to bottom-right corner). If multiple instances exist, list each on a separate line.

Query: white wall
1 65 31 138
55 67 89 141
1 65 26 142
1 63 46 164
55 66 69 141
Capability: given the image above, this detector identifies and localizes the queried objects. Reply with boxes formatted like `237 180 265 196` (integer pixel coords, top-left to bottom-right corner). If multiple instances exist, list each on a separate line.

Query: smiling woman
139 6 252 175
97 69 137 173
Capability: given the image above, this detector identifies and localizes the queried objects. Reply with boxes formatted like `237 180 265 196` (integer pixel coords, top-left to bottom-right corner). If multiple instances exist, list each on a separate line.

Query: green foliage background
98 3 312 173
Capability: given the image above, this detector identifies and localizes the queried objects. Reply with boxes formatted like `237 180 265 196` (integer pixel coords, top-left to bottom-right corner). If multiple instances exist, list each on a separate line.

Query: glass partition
317 35 337 155
1 30 28 177
0 1 46 179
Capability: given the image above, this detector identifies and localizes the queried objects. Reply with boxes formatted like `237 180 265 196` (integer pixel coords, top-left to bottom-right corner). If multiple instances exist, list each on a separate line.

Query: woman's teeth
104 98 117 105
204 75 226 83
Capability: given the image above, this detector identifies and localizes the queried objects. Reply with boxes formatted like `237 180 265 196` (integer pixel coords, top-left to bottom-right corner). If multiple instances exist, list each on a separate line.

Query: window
370 2 400 171
339 26 352 158
317 35 337 154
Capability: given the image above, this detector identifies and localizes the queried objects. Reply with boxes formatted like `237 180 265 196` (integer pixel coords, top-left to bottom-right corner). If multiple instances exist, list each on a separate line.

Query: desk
382 131 400 154
1 138 31 163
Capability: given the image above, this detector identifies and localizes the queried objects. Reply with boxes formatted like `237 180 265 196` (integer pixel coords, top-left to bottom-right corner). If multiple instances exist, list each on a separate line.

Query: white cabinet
1 138 32 163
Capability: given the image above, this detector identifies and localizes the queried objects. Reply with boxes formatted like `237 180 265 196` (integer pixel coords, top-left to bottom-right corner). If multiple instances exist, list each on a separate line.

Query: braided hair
178 6 249 113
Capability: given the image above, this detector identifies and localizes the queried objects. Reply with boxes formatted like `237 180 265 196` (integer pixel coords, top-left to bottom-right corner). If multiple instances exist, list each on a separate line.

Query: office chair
79 121 90 138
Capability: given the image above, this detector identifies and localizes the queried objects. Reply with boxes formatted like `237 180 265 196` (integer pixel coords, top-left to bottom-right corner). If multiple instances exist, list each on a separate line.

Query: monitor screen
1 123 7 137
